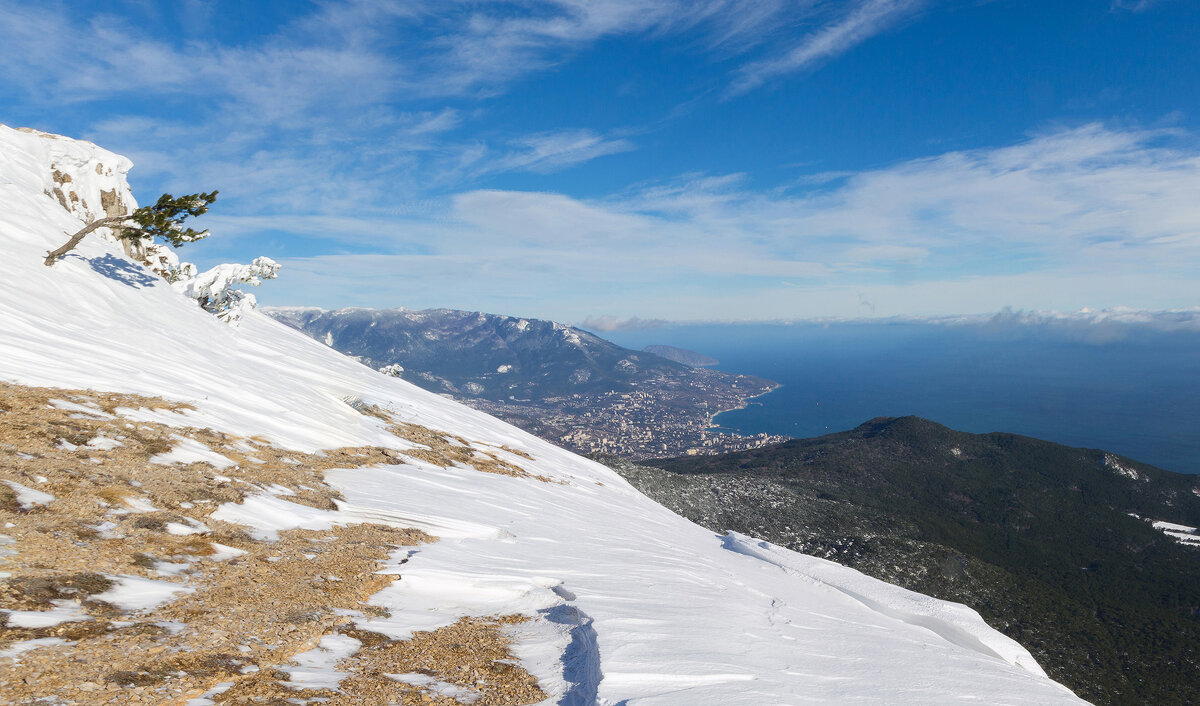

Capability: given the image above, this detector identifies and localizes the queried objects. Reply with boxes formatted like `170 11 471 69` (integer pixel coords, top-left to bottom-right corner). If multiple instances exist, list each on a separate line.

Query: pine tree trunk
44 216 135 266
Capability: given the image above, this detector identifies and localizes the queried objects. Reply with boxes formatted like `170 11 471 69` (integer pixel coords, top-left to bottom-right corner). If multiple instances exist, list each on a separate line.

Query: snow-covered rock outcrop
0 123 195 279
0 129 1086 704
0 125 135 223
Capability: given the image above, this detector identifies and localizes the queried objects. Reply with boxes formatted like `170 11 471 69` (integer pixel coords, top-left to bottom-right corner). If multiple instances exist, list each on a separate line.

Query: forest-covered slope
626 417 1200 704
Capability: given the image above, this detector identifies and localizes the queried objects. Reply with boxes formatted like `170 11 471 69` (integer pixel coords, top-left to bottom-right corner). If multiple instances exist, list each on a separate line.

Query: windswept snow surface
0 126 1086 703
281 633 362 690
149 435 237 469
391 672 483 703
1 480 55 509
1 600 90 629
1152 520 1200 547
0 637 71 661
1152 520 1198 534
90 574 194 612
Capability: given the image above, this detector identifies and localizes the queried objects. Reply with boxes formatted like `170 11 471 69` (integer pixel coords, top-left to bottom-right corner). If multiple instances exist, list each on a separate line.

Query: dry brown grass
352 400 548 482
217 616 546 705
0 382 549 705
390 421 549 481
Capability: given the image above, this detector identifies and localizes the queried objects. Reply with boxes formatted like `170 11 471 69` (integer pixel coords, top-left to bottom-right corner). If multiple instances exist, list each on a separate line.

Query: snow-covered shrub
380 364 405 377
172 257 281 325
135 240 201 282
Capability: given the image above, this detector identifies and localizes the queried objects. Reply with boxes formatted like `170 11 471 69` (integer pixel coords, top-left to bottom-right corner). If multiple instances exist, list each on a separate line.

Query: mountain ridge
266 305 684 399
266 305 788 459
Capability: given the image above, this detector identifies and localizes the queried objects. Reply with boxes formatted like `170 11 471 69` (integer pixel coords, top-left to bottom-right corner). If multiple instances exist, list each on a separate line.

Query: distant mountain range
265 306 785 458
641 345 718 367
269 306 693 399
609 417 1200 705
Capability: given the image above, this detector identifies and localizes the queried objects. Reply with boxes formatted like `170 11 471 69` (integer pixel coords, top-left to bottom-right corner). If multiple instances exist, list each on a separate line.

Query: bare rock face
11 126 137 224
100 186 127 219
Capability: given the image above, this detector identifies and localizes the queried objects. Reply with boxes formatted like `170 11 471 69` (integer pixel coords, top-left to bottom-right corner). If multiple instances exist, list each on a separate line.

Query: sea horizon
607 321 1200 475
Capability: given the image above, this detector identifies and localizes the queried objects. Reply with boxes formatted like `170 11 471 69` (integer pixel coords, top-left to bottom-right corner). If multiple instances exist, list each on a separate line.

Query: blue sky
2 0 1199 324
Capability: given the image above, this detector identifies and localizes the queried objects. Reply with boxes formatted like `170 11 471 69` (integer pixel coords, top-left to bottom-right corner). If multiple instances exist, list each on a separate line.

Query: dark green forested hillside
614 417 1200 705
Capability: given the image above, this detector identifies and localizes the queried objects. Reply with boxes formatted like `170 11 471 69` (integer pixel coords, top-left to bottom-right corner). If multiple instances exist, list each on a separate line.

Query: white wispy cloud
0 1 661 215
842 244 930 263
729 0 926 95
245 124 1200 321
407 0 796 94
3 2 1193 323
464 129 636 177
578 315 671 332
1110 0 1160 12
0 0 910 118
409 0 925 98
0 0 937 229
0 1 410 137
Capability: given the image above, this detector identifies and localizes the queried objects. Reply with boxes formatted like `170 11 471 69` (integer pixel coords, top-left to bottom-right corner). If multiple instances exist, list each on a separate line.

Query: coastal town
465 372 790 460
267 307 791 460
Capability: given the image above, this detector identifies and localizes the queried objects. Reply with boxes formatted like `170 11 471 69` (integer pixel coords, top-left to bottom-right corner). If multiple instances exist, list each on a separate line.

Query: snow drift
0 125 1085 704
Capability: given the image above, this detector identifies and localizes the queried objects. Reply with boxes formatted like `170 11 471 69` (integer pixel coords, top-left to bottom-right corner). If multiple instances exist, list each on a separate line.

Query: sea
606 321 1200 475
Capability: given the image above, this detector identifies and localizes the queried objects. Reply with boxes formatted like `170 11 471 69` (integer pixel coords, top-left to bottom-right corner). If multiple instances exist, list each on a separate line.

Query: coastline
705 380 784 435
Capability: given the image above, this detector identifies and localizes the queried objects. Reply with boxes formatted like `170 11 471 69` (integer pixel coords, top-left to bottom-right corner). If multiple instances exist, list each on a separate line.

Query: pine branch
43 190 217 266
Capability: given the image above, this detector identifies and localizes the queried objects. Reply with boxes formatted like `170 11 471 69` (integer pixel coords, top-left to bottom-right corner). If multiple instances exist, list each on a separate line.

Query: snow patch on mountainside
0 129 1086 703
1106 453 1146 481
1151 520 1200 547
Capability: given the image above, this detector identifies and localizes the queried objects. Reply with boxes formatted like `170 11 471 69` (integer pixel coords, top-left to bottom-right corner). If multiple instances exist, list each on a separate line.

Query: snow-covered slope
0 126 1085 704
